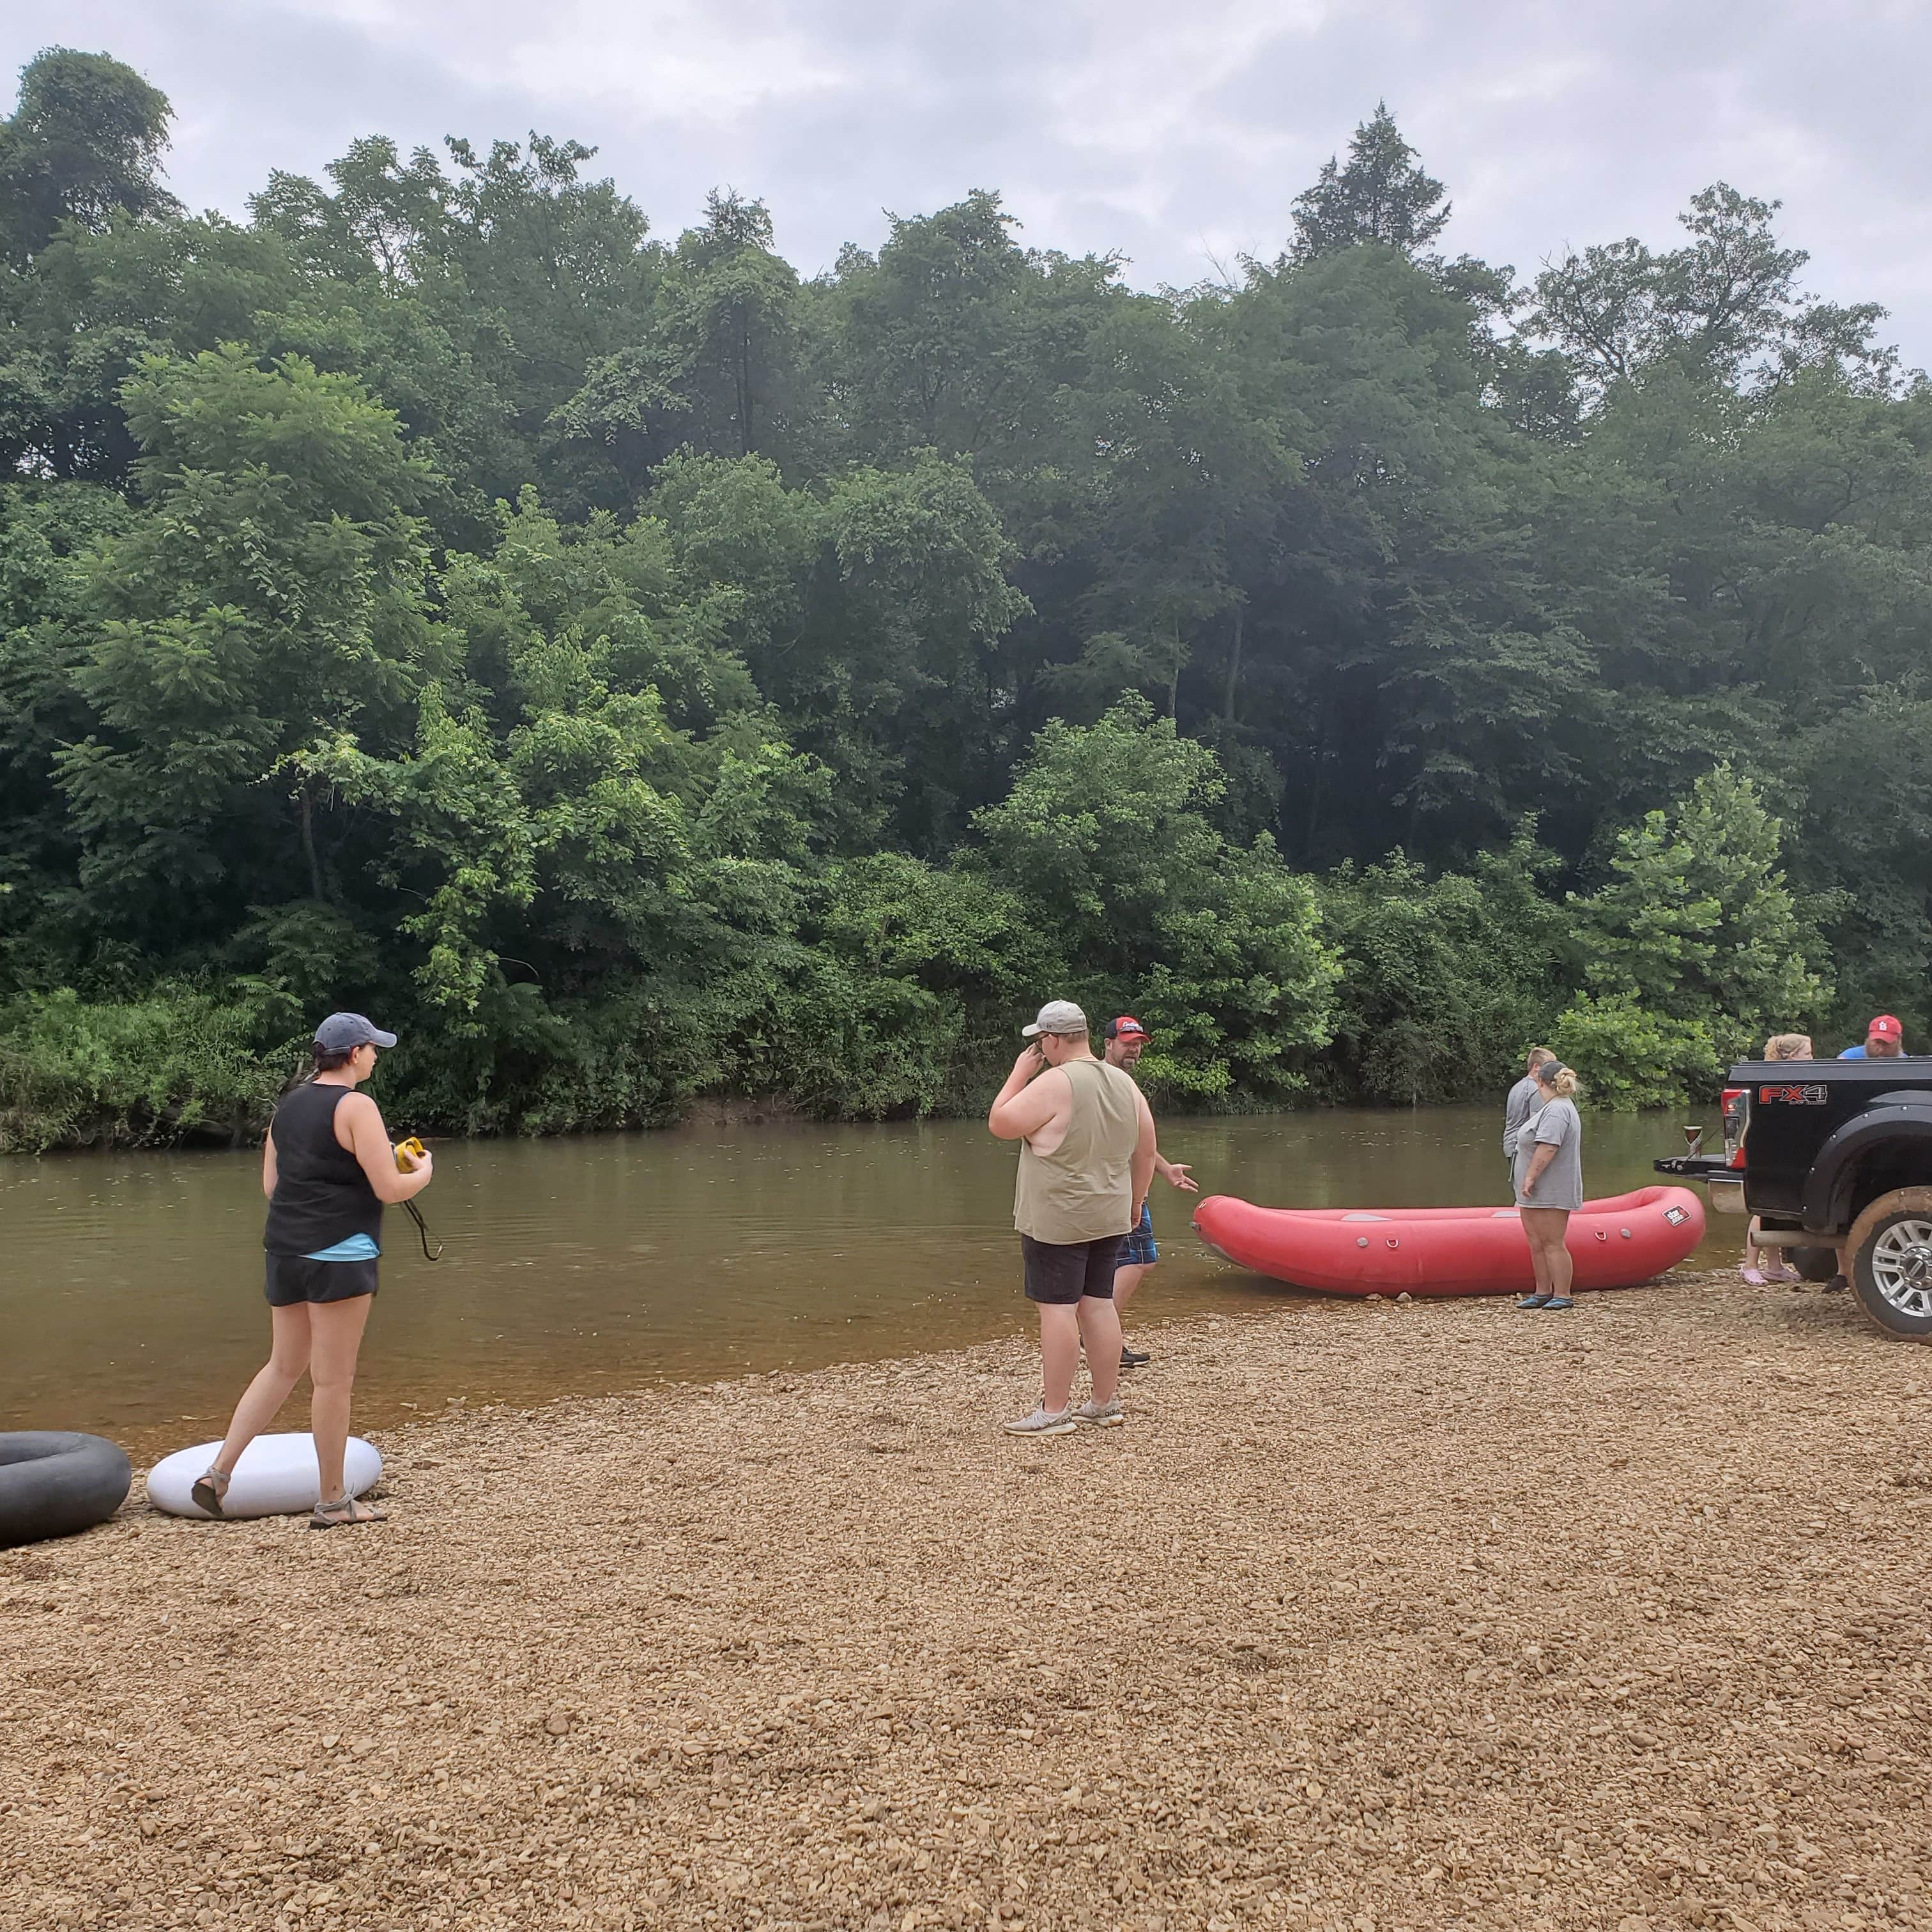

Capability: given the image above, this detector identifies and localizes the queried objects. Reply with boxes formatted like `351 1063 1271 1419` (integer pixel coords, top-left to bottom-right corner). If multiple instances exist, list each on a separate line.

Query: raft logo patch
1662 1205 1690 1225
1759 1084 1828 1106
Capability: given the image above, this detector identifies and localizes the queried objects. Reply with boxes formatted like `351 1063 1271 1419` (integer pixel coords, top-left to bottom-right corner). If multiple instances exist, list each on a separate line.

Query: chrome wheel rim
1868 1219 1932 1319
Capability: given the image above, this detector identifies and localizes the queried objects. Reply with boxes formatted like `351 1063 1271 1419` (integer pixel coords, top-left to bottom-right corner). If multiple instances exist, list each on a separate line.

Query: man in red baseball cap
1825 1013 1909 1292
1839 1015 1905 1060
1102 1016 1200 1367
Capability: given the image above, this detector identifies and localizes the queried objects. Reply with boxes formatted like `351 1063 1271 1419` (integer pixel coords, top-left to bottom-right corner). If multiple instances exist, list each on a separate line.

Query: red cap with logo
1868 1015 1903 1042
1107 1016 1150 1041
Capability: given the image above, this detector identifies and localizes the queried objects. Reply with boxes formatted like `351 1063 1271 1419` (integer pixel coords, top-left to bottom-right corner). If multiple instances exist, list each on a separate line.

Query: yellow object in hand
394 1136 427 1172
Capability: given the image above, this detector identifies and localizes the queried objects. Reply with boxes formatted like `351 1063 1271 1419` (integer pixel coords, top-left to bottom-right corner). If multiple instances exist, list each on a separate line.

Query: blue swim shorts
1121 1201 1156 1269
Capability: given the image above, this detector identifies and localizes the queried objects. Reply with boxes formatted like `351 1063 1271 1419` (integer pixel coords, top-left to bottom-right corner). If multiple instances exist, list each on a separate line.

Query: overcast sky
7 1 1928 367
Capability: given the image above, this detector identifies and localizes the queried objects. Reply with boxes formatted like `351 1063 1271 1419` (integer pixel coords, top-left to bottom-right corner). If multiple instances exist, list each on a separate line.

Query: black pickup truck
1657 1059 1932 1342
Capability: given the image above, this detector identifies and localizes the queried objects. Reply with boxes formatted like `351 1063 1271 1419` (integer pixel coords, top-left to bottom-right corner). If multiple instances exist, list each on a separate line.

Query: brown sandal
309 1493 387 1531
190 1467 231 1519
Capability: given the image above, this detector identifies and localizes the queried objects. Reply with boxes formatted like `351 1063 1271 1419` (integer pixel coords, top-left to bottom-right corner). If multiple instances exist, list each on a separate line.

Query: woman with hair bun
1514 1059 1584 1312
192 1013 433 1529
1742 1033 1813 1284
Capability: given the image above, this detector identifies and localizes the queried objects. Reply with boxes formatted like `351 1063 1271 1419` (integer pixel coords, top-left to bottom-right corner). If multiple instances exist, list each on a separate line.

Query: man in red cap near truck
1838 1015 1906 1059
1827 1015 1908 1292
1102 1016 1199 1367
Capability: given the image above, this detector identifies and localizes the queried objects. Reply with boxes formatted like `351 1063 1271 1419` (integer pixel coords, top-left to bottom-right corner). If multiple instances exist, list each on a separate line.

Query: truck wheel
1851 1209 1932 1343
1791 1245 1839 1284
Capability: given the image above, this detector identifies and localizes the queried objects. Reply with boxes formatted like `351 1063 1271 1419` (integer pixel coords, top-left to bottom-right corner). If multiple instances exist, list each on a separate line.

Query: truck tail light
1722 1087 1748 1169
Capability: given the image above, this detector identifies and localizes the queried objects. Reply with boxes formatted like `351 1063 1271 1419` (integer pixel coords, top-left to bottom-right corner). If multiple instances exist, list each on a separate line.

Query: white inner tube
146 1433 382 1520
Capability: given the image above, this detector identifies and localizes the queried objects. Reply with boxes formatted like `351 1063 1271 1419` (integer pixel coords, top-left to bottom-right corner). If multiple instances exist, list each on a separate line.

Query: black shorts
264 1255 379 1307
1020 1233 1126 1305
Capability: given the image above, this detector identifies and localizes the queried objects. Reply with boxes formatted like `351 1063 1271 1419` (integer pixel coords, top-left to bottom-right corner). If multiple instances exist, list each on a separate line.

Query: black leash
404 1197 443 1262
391 1141 443 1261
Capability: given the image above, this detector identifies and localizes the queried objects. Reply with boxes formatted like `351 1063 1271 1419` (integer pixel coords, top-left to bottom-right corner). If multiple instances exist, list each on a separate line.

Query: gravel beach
4 1271 1929 1932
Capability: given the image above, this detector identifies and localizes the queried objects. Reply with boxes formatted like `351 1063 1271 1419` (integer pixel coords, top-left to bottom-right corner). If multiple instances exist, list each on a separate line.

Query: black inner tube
0 1432 132 1548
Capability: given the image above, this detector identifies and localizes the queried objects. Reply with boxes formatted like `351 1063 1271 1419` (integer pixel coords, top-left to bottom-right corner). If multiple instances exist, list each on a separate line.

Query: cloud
5 0 1927 362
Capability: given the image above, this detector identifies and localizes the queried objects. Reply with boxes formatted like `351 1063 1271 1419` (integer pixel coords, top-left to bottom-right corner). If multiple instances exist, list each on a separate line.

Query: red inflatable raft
1192 1185 1706 1298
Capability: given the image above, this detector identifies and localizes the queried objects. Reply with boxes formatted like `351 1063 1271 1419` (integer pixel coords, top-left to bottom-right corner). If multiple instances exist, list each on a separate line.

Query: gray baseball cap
314 1011 398 1051
1022 1000 1087 1038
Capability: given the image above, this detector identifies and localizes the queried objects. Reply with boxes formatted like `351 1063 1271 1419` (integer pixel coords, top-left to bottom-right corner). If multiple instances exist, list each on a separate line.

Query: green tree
1319 830 1565 1105
1775 684 1932 1044
0 212 300 482
52 345 435 947
1045 293 1298 732
820 191 1120 467
5 62 1932 1146
0 48 178 265
975 696 1337 1100
655 190 802 461
438 133 660 461
1223 242 1561 857
1557 765 1828 1101
0 480 132 983
1287 103 1450 264
1548 995 1721 1112
771 852 1046 1118
1528 183 1894 397
250 135 450 293
550 190 807 496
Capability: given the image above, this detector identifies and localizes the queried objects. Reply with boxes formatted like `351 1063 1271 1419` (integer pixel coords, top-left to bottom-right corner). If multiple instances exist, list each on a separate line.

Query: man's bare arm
1154 1149 1198 1192
989 1048 1066 1141
1130 1089 1157 1215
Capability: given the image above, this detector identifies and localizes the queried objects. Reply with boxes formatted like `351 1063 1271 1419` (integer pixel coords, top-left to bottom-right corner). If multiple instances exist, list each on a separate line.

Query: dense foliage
4 57 1922 1147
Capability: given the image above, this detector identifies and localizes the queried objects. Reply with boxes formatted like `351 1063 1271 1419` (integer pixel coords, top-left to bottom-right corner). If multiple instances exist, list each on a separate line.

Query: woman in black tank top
192 1013 435 1529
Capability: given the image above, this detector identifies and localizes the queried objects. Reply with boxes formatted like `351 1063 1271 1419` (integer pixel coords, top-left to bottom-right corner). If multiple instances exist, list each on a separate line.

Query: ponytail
1537 1061 1582 1101
279 1042 354 1096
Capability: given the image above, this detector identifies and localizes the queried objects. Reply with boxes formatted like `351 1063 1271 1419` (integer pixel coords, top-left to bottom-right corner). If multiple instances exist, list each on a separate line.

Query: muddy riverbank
4 1271 1929 1932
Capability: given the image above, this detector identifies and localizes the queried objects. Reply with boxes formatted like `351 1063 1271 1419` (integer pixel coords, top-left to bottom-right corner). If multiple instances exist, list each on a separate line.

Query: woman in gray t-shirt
1514 1060 1584 1310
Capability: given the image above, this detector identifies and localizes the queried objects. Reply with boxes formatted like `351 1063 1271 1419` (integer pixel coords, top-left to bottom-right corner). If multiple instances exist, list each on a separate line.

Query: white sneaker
1002 1404 1075 1437
1073 1398 1124 1429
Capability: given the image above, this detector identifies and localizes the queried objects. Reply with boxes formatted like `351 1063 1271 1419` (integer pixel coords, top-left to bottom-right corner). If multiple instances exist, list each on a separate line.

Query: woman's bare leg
211 1303 312 1476
1522 1213 1552 1298
1524 1209 1574 1299
307 1294 374 1502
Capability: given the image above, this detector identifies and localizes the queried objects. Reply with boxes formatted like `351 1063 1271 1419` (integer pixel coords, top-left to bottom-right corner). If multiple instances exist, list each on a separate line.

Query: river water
2 1105 1730 1455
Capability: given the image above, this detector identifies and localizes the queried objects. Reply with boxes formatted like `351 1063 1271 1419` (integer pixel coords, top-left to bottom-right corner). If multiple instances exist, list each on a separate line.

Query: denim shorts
1121 1202 1156 1268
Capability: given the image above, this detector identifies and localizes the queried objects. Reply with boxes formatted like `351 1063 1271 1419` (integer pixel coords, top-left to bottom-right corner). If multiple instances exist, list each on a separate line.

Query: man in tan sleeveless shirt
988 1000 1156 1436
